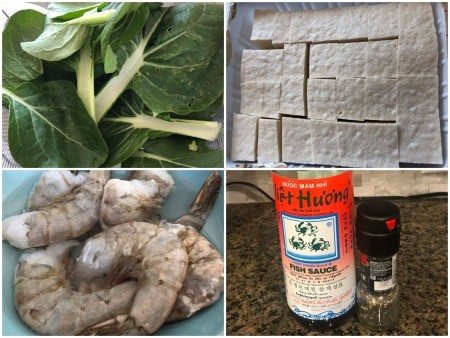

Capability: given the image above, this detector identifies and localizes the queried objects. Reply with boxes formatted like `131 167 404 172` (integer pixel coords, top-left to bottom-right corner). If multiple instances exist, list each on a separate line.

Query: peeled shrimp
26 171 88 211
14 240 137 335
73 222 188 335
3 170 110 249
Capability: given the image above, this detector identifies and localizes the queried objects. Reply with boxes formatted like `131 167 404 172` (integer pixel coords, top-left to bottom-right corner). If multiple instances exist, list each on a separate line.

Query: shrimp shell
73 222 188 335
14 241 137 335
3 170 110 249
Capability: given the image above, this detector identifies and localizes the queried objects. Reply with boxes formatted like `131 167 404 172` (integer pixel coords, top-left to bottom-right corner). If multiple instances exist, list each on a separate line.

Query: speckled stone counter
226 200 448 336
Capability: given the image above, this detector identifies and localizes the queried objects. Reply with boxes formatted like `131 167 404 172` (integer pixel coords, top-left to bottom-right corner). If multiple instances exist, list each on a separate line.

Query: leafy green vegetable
2 2 224 168
95 3 223 120
99 91 221 167
21 19 90 61
3 81 107 167
2 10 46 88
47 2 107 20
122 136 223 168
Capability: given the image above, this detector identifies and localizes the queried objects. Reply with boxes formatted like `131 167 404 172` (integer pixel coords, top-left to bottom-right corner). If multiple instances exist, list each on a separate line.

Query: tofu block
240 82 264 116
338 5 368 40
241 50 267 83
273 11 292 47
262 81 281 119
307 79 336 121
365 123 399 168
309 43 337 78
241 49 284 82
257 118 281 163
337 42 367 78
397 76 439 117
282 44 306 77
398 36 438 76
281 117 314 164
231 113 258 162
366 40 398 78
337 122 366 167
366 3 398 39
397 114 443 165
365 79 396 121
398 3 436 39
290 10 316 43
280 76 305 116
250 10 275 48
396 76 442 164
336 78 365 121
310 120 339 166
291 8 340 43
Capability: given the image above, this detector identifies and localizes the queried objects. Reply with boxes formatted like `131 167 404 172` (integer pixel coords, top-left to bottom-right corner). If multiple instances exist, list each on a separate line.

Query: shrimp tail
174 171 222 232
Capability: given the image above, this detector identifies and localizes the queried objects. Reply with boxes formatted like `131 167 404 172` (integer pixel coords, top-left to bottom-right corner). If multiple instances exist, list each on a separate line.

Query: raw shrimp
72 222 188 335
163 171 224 322
14 240 137 335
99 171 175 228
26 171 88 211
3 170 110 249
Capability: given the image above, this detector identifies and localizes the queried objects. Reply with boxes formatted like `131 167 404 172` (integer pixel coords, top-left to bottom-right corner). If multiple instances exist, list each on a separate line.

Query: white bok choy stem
77 38 95 119
103 114 222 141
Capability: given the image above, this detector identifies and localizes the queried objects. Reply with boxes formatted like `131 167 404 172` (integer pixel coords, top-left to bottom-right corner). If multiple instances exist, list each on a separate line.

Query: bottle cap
356 200 401 257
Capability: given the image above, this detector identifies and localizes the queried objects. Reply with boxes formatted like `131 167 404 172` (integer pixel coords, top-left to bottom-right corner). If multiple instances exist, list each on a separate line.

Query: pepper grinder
355 200 401 331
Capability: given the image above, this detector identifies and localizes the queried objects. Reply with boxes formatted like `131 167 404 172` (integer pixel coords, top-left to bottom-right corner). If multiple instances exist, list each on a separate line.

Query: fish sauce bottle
272 171 356 330
355 200 401 331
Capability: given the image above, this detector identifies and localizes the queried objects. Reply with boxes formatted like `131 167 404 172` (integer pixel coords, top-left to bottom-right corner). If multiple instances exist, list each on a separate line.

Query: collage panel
227 170 448 335
2 169 224 335
226 2 447 168
2 2 224 168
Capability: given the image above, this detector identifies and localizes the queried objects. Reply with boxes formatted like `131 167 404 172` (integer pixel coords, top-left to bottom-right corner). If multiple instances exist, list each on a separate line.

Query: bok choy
2 2 224 168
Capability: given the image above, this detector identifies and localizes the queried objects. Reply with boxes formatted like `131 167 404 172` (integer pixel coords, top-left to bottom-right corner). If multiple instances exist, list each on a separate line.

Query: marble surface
226 199 448 335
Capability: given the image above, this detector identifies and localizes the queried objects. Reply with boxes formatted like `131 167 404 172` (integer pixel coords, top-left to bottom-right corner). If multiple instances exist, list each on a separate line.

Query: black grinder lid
356 200 401 257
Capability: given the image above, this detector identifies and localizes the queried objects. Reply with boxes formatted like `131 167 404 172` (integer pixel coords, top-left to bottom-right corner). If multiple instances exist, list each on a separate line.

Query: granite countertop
226 199 448 336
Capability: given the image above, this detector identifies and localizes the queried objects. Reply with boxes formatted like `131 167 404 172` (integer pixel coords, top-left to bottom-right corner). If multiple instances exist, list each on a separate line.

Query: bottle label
273 171 356 321
360 254 397 292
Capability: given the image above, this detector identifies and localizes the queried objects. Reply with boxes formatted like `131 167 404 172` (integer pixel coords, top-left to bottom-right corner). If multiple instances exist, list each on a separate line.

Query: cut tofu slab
397 114 443 165
338 122 399 167
281 117 314 164
309 43 337 78
262 81 281 119
396 76 442 164
364 123 399 168
240 82 263 116
258 118 281 162
338 5 368 40
282 43 307 78
273 11 292 48
365 78 396 121
231 113 258 162
336 78 365 121
398 3 436 40
398 36 438 76
337 42 367 78
366 3 398 39
366 40 398 78
250 9 275 49
290 8 340 43
307 79 336 121
337 122 366 167
310 120 339 165
241 49 284 82
280 76 305 117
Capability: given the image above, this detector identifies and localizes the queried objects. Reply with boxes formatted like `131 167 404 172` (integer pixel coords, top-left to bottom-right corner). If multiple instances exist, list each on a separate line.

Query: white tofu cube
231 113 258 162
265 49 284 80
338 5 368 40
337 41 367 78
281 117 314 164
310 120 339 166
366 3 398 39
280 76 305 117
241 50 267 83
273 11 292 47
309 43 337 78
240 82 264 116
337 122 366 167
250 10 276 49
365 79 396 121
282 44 306 78
336 78 365 121
262 81 281 119
307 79 336 121
257 118 281 163
366 40 398 78
364 123 400 168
